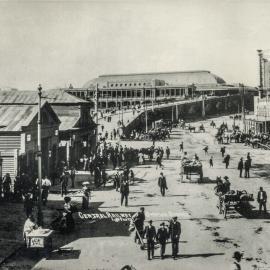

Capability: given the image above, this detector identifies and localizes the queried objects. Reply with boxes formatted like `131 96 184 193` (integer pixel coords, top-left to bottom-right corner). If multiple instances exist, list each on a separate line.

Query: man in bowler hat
144 220 156 260
157 222 169 259
169 216 181 259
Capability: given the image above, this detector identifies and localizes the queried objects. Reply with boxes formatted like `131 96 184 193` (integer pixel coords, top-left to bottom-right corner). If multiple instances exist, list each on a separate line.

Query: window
115 84 118 87
134 83 137 86
120 84 122 87
129 83 132 86
125 84 127 86
26 134 31 142
111 84 113 87
138 83 141 86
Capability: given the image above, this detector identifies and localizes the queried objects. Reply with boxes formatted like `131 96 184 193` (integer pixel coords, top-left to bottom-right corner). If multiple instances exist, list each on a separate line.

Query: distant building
67 70 255 109
245 95 270 134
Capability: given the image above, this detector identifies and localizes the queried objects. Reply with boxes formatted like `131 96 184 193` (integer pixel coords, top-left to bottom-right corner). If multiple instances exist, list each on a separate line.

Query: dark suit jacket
158 176 167 188
257 191 267 202
144 225 156 241
157 228 168 243
169 221 181 240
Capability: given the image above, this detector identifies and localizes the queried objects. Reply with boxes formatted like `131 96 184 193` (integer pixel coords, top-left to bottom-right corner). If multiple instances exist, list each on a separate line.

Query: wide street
3 115 266 270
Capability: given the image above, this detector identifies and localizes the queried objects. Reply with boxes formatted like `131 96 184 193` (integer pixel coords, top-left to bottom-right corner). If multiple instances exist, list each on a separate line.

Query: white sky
0 0 269 90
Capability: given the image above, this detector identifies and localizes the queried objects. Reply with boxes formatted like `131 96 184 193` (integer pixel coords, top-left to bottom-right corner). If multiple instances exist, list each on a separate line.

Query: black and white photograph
0 0 270 269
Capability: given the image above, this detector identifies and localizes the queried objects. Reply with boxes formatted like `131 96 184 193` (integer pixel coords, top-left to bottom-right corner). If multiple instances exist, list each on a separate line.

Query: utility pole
202 93 206 118
152 88 155 128
37 84 43 226
143 88 148 132
258 50 264 98
95 84 99 148
240 83 246 132
121 91 124 125
264 105 267 133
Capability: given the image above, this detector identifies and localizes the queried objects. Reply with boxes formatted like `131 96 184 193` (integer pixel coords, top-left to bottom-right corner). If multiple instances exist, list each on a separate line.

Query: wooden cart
183 165 203 182
217 190 254 219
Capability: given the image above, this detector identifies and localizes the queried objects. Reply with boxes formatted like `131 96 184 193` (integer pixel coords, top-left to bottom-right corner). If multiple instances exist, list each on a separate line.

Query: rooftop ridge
99 70 210 77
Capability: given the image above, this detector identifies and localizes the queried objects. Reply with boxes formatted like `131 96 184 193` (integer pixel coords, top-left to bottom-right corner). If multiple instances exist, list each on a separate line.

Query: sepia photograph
0 0 270 269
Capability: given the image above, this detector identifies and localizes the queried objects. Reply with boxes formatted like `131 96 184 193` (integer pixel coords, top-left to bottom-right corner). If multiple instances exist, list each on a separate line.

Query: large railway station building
66 70 255 109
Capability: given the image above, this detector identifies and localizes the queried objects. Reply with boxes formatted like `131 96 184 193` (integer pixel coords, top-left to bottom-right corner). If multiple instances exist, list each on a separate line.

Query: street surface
3 115 270 270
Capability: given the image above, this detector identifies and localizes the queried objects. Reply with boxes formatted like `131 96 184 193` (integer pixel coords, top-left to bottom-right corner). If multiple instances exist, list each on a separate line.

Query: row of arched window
110 82 147 87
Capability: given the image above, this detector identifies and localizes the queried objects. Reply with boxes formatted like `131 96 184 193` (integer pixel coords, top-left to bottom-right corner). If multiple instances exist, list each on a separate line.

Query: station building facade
67 70 248 109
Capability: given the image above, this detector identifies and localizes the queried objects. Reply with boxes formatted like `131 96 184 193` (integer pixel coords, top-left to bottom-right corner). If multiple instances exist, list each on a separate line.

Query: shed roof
0 101 60 132
0 89 87 104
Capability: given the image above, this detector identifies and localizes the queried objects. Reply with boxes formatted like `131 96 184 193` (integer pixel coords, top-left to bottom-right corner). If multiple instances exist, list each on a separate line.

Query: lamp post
37 84 43 226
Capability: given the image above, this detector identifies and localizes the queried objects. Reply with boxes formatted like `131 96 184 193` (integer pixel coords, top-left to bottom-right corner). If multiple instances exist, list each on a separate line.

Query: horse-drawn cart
181 159 203 182
216 190 254 219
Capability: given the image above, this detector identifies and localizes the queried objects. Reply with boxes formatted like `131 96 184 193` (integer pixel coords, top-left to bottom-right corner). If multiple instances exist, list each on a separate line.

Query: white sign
30 237 44 248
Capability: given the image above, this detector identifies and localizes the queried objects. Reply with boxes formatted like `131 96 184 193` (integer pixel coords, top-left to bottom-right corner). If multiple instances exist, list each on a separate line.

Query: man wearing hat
232 251 243 270
132 207 145 244
257 187 267 214
158 172 168 197
60 171 69 197
157 222 169 259
169 216 181 259
223 176 231 193
144 220 156 260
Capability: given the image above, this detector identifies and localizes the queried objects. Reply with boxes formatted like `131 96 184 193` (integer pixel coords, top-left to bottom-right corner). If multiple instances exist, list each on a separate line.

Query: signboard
29 237 44 248
78 211 133 223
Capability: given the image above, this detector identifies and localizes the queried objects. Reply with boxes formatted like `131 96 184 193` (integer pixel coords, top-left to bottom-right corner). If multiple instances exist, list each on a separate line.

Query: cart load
216 190 254 219
181 158 203 182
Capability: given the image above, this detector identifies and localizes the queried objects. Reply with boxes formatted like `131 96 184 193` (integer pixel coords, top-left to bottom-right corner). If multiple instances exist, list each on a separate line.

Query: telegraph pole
121 92 124 125
258 50 264 98
152 88 155 128
95 84 99 148
202 93 206 118
143 88 148 133
37 84 43 226
240 83 246 132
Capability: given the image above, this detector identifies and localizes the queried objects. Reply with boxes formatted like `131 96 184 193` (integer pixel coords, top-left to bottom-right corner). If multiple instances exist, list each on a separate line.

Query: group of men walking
132 207 181 260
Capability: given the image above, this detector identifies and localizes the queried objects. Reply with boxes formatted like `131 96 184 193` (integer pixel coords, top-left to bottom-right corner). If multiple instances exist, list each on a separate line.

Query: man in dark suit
144 220 156 260
132 207 145 244
157 222 168 259
257 187 267 214
238 157 244 178
158 172 168 197
60 172 69 197
120 179 129 206
169 216 181 259
244 159 251 178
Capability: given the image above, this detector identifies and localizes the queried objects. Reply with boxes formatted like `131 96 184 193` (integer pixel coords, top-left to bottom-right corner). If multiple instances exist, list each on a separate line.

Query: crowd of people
127 127 171 142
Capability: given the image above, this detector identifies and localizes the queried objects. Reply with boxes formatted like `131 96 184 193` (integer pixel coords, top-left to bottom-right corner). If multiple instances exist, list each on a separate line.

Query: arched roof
83 70 226 88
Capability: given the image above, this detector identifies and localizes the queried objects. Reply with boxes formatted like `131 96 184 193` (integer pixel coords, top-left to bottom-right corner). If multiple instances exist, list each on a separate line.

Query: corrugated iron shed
0 89 87 104
0 104 38 132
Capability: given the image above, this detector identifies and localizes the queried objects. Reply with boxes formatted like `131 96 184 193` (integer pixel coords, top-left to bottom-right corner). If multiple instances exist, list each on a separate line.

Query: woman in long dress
62 196 75 233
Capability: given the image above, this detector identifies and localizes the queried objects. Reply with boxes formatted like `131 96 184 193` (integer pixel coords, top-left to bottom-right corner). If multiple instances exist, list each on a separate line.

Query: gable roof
0 89 88 105
51 105 81 131
0 101 60 132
